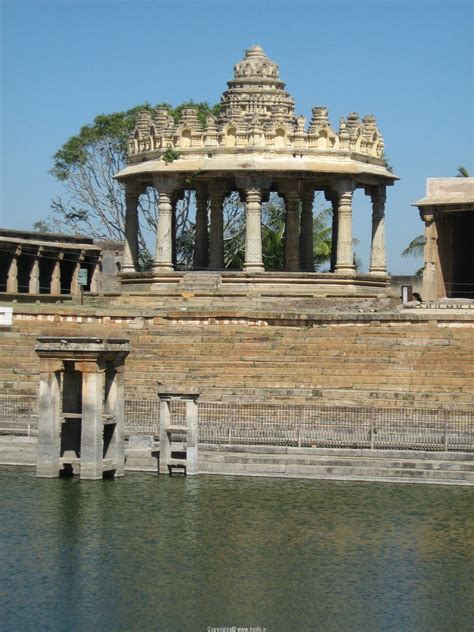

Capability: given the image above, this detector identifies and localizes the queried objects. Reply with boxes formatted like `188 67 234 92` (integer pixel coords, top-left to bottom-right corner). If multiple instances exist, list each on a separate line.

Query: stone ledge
4 302 474 326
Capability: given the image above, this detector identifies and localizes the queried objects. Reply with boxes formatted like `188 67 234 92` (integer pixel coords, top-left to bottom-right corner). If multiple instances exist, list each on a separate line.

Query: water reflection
0 469 473 632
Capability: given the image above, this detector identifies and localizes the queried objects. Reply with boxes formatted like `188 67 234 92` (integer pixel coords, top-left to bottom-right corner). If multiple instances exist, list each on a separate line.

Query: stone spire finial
233 44 280 79
219 45 295 128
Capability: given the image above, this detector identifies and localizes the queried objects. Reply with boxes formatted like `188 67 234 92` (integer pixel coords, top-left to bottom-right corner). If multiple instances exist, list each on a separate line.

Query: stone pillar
153 176 177 273
236 175 270 273
172 197 178 269
50 254 63 295
368 185 388 275
333 179 356 274
159 398 172 475
208 183 226 270
171 192 184 269
79 363 104 480
185 397 199 476
29 254 40 294
421 209 438 301
283 189 301 271
122 181 141 272
300 187 314 271
244 187 264 272
324 190 339 272
70 251 85 297
6 249 19 293
90 258 100 292
36 361 62 477
194 186 209 269
104 367 125 476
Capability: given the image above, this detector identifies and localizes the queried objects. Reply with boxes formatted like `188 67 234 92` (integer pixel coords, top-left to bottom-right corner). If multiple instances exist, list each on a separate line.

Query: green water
0 469 473 632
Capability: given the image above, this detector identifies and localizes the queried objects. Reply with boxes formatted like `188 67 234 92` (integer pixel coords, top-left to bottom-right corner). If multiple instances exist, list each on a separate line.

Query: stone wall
1 304 473 410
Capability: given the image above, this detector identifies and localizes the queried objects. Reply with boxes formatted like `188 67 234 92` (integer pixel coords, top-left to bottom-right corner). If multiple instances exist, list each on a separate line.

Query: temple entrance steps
116 271 391 297
198 446 474 485
83 291 396 313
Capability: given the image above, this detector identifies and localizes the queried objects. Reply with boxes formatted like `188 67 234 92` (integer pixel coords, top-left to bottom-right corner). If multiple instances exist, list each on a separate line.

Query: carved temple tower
115 45 398 294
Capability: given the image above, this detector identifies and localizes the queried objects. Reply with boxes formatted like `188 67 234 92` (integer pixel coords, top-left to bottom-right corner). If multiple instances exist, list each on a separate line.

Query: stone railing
2 396 473 453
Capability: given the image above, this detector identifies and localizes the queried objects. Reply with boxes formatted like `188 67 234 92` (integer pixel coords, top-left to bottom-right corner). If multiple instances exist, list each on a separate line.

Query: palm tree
261 197 333 271
402 234 425 259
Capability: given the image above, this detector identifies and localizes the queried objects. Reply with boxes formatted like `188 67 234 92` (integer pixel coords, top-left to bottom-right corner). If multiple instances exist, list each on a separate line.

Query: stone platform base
2 437 473 486
119 270 390 296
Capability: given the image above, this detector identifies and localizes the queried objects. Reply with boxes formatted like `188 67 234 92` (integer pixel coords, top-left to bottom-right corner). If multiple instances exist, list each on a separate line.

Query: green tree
402 234 426 259
456 165 470 177
260 195 333 270
42 102 219 266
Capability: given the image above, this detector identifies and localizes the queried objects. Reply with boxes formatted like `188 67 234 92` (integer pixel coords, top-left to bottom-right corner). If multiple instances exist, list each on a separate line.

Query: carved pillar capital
332 178 355 198
194 182 209 201
152 174 182 195
124 179 143 203
235 175 271 192
419 208 436 225
207 180 228 200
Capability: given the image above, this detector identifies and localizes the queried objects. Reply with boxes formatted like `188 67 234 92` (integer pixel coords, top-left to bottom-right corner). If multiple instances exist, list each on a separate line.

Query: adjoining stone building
115 45 398 295
413 178 474 301
0 229 122 298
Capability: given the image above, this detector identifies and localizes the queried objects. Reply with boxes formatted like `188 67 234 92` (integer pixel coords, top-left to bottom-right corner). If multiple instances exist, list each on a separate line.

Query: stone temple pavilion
115 45 398 294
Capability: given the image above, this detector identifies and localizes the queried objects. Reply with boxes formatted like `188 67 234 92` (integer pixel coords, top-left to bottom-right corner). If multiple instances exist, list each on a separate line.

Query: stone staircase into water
2 437 473 485
199 445 474 485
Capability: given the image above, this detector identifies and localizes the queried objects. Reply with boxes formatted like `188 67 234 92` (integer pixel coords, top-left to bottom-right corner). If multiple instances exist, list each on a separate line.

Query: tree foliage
42 102 220 265
402 234 425 259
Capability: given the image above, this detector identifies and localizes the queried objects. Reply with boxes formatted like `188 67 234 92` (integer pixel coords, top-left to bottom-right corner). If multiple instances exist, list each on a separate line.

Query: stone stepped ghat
199 445 474 485
1 438 474 485
1 304 474 409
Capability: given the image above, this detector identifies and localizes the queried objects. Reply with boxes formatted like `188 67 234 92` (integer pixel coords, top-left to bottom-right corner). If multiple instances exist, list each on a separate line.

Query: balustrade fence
1 395 473 452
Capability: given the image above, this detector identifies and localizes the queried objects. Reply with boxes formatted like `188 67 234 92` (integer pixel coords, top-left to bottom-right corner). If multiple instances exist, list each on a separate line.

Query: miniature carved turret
126 45 386 160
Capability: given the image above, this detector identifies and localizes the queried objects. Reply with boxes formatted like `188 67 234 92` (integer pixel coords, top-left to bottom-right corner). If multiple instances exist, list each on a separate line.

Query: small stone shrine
115 45 397 294
158 387 200 476
35 337 130 480
413 177 474 300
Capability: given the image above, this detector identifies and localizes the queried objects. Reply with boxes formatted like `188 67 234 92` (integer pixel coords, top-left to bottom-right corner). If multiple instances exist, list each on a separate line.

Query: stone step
210 445 474 460
167 457 187 467
165 425 188 434
199 449 474 484
203 453 474 472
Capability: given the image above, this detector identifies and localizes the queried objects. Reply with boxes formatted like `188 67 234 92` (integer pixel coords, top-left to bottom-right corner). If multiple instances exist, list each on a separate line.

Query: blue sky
1 0 472 273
